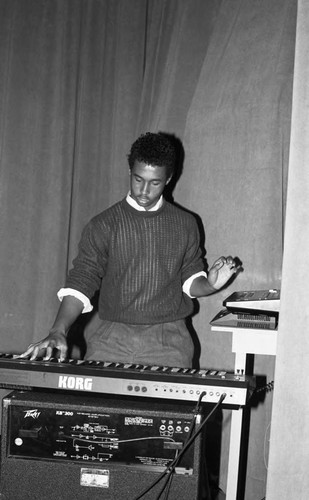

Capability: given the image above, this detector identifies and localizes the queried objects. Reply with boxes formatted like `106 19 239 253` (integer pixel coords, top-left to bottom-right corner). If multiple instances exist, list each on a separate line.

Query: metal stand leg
225 351 246 500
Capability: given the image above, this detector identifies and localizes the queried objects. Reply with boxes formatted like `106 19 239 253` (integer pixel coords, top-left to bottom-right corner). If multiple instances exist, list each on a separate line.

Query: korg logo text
58 375 93 391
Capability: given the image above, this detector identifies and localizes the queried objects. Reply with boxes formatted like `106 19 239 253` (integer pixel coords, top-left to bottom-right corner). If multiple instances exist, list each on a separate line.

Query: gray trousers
84 318 194 368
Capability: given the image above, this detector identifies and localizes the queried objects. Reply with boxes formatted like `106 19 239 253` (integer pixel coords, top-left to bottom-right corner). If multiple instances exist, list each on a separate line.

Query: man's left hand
208 256 238 290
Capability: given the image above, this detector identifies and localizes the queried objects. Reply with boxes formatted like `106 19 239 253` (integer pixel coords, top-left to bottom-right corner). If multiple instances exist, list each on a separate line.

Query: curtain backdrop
0 1 297 498
266 1 309 498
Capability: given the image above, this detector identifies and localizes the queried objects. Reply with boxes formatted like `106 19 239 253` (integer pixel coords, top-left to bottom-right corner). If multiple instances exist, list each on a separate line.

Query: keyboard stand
211 324 278 500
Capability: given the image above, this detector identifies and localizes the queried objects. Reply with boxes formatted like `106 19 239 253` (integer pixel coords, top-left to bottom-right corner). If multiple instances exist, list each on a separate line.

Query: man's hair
127 132 176 178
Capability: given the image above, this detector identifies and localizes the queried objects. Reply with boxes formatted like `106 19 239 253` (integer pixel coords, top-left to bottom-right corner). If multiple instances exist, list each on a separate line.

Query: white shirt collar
126 192 163 211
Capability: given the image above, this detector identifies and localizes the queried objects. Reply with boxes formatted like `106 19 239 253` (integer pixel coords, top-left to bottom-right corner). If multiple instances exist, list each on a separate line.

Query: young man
21 132 237 367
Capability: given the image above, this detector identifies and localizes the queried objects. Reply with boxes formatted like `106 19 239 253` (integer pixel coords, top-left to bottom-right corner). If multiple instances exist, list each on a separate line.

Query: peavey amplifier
0 390 212 500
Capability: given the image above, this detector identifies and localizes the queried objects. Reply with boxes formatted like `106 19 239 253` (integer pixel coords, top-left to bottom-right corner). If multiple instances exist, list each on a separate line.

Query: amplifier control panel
4 392 202 475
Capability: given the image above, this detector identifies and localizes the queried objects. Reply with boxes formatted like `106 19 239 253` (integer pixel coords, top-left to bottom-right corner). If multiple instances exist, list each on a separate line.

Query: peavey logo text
58 375 93 391
125 416 153 426
24 409 41 419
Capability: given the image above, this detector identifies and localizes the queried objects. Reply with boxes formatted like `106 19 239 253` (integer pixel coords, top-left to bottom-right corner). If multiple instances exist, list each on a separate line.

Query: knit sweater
66 198 205 324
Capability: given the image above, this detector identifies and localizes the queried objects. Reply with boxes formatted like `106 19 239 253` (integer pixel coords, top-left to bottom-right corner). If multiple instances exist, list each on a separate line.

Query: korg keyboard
0 354 255 407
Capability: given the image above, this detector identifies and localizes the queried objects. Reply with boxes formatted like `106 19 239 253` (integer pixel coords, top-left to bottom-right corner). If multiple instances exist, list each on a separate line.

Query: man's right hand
19 295 85 362
19 331 68 362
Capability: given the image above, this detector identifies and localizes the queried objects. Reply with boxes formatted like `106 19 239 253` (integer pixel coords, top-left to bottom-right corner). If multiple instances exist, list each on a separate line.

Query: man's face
130 161 171 210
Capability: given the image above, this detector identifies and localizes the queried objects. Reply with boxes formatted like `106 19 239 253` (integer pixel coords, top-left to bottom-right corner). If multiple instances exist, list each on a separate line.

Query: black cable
132 392 206 500
132 392 226 500
256 381 274 393
164 393 226 472
159 450 178 500
155 393 205 500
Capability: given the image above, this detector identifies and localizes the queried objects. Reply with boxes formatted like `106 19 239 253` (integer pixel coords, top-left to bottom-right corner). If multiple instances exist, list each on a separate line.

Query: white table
210 325 278 500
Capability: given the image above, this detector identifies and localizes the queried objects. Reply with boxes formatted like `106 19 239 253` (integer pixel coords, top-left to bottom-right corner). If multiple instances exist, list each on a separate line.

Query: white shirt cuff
182 271 207 298
57 288 93 313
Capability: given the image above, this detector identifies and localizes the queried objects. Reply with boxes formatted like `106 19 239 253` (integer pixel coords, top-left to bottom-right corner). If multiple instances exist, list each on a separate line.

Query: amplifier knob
142 386 147 392
134 386 140 392
127 385 133 391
